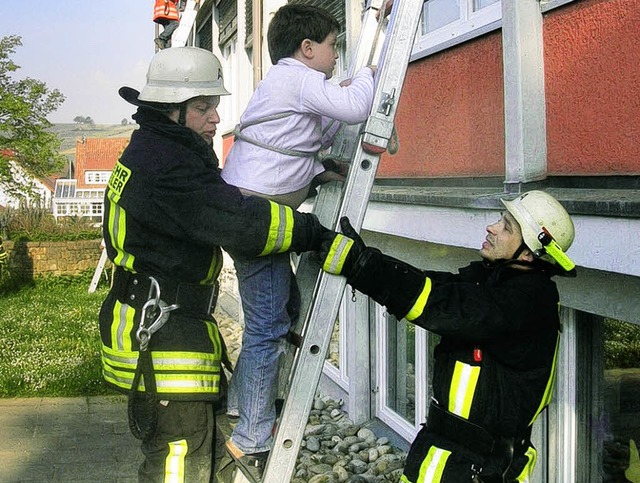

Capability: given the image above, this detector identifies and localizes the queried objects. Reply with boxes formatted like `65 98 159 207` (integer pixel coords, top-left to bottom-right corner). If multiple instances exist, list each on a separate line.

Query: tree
73 115 86 124
121 118 128 126
0 35 66 200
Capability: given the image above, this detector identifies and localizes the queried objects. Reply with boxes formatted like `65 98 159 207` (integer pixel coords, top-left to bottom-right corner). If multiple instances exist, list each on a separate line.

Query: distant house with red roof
53 137 129 220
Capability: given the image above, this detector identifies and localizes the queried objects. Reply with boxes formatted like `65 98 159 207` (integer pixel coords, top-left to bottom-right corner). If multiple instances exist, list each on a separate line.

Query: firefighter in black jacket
321 190 576 483
100 47 333 482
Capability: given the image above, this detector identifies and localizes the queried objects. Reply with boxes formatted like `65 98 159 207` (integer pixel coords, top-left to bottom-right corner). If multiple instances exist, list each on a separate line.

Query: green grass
0 271 115 398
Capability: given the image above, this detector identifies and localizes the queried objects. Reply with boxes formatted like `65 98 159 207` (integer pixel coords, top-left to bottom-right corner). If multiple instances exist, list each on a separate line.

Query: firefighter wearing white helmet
317 191 577 482
101 46 334 482
502 190 576 273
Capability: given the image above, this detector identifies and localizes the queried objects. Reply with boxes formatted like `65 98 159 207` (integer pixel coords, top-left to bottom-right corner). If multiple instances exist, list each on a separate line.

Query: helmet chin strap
481 241 530 269
178 102 188 126
510 241 528 261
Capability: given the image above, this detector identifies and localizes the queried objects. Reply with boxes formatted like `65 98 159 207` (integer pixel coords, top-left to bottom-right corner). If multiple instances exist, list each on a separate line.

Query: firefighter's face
184 96 221 145
480 211 525 262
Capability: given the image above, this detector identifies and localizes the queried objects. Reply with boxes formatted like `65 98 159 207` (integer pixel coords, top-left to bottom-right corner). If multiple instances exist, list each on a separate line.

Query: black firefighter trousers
138 400 215 483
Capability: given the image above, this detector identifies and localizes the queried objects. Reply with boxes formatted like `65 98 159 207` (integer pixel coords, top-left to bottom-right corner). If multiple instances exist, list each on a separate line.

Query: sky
1 1 157 125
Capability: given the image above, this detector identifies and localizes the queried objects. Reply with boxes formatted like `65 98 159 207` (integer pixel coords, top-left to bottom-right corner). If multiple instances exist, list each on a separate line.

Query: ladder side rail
276 0 391 402
264 1 424 480
170 0 199 48
322 1 389 166
275 184 344 410
88 243 108 293
264 140 387 481
288 0 388 342
358 0 424 156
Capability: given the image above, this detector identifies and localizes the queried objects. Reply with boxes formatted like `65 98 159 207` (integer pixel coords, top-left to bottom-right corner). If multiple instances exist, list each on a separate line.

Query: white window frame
219 38 238 134
412 0 502 60
323 291 350 391
54 179 77 198
84 171 111 185
374 304 428 443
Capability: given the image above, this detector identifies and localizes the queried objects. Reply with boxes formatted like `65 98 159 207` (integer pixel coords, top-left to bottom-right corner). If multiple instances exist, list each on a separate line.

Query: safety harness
234 112 321 157
111 268 220 439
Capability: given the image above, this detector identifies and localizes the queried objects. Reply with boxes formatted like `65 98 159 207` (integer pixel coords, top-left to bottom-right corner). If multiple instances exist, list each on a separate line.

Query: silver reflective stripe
165 439 188 483
273 204 289 253
327 236 353 273
116 302 130 352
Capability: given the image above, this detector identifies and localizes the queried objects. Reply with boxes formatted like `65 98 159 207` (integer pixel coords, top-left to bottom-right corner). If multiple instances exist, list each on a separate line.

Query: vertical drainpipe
501 0 548 194
252 0 263 89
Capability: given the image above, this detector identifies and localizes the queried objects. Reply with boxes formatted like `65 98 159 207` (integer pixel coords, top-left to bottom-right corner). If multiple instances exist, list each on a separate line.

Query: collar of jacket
132 106 220 168
461 259 550 285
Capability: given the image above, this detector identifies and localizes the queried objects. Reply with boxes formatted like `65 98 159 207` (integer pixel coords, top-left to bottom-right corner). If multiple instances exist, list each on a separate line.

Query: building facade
175 1 640 481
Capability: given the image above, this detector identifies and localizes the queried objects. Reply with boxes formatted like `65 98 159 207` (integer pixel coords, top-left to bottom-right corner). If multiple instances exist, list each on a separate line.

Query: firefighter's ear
520 249 535 263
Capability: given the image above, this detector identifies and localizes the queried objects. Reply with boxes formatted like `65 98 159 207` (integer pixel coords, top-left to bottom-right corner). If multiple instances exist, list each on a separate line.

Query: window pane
327 315 340 369
474 0 498 10
422 0 460 34
601 317 640 481
385 314 416 421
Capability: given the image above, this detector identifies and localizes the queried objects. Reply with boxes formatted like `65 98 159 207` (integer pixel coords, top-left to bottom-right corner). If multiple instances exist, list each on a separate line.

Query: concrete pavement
0 396 140 483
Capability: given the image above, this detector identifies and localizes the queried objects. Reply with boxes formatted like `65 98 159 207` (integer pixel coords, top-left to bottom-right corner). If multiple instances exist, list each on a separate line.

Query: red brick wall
380 0 640 179
3 239 107 278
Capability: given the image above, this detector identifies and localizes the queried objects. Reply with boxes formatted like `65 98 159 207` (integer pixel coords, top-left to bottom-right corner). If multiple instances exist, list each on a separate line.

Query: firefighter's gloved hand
319 217 366 277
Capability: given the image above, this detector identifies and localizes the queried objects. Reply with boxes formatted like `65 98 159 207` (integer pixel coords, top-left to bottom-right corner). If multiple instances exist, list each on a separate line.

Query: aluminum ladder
231 0 425 480
170 0 199 48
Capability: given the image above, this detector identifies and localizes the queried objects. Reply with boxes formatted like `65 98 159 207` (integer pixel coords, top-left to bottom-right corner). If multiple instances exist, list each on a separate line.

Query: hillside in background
49 123 137 169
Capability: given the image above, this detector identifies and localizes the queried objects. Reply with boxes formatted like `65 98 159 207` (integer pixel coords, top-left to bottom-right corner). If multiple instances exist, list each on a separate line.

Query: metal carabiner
136 276 179 351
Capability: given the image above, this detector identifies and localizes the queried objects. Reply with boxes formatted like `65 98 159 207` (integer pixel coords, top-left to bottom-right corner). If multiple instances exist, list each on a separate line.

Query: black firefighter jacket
349 254 561 482
99 107 323 400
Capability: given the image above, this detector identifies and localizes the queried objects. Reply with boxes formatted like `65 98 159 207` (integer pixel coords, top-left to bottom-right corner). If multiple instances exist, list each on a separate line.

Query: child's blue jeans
227 251 300 454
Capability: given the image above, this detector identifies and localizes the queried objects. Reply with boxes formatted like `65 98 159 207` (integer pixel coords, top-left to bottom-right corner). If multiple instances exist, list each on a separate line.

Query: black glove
319 217 366 277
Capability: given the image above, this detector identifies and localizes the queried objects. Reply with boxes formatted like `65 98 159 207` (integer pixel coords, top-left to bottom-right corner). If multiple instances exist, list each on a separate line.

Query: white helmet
137 47 230 103
502 190 575 271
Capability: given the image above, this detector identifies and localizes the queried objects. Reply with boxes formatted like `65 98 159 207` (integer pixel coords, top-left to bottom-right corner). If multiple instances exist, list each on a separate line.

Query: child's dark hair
267 4 340 64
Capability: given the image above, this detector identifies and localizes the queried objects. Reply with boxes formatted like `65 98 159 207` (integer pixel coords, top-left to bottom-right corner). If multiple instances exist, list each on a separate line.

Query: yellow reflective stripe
529 331 560 425
152 374 220 393
111 300 135 352
200 248 222 285
405 277 432 321
515 446 537 482
400 475 412 483
204 320 222 360
107 192 135 270
259 201 294 256
108 161 131 201
102 345 138 368
165 439 188 483
101 364 221 394
153 351 221 370
102 347 221 371
102 364 136 390
417 446 450 482
322 234 354 274
448 361 481 418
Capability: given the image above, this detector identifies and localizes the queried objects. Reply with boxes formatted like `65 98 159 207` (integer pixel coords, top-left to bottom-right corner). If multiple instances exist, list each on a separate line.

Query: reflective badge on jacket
108 161 131 202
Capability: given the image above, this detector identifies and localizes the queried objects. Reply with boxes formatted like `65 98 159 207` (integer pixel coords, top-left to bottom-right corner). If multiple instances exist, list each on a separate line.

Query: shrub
0 205 101 241
603 318 640 369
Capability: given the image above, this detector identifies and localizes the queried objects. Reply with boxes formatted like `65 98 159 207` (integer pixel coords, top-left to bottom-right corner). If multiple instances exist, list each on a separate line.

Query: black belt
426 401 496 457
112 267 218 318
